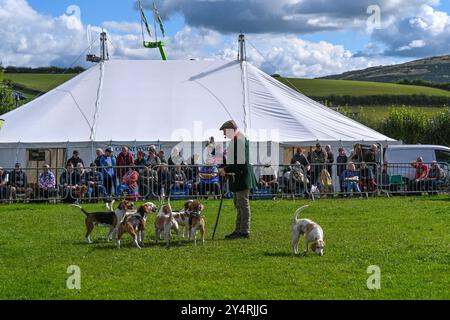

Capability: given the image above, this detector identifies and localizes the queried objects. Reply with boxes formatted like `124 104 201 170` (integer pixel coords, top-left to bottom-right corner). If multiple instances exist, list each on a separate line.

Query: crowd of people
259 143 448 197
0 142 448 203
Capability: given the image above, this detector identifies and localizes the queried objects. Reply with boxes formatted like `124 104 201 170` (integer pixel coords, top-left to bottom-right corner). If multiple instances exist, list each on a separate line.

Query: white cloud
396 40 427 52
216 35 396 78
101 21 142 34
373 4 450 57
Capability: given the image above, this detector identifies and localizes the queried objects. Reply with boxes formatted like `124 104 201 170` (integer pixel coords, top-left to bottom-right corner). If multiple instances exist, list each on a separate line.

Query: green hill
4 72 450 109
321 55 450 83
277 77 450 97
4 73 76 95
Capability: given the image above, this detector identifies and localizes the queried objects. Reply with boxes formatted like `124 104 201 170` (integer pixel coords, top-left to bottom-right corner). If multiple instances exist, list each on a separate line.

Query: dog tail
293 205 309 222
105 199 115 212
71 204 89 216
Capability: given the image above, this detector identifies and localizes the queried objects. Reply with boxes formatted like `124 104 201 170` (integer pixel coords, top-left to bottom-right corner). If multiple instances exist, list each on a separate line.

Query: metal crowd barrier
0 162 448 204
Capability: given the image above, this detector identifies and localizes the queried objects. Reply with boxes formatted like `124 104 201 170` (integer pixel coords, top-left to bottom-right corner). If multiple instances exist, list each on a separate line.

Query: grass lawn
4 73 77 93
278 78 450 97
0 197 448 300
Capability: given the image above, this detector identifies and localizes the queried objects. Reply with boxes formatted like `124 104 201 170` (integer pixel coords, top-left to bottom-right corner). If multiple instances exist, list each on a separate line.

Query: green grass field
0 197 448 300
278 78 450 97
4 73 76 94
5 73 450 99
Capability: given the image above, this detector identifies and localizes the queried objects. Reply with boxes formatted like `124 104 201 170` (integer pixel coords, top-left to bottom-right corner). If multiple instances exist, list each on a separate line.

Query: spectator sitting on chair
0 167 10 201
426 161 446 192
60 163 81 203
9 163 33 201
336 148 348 193
38 164 56 200
259 161 279 196
359 161 376 193
67 150 84 168
341 162 361 196
116 167 140 198
172 165 191 194
199 157 221 198
116 146 134 181
409 157 429 192
87 163 107 201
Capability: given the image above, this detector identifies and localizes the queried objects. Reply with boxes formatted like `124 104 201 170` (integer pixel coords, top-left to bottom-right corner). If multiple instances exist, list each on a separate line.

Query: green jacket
224 133 257 192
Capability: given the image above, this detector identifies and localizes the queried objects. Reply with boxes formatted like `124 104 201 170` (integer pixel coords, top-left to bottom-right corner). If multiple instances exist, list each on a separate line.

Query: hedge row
339 107 450 145
313 94 450 107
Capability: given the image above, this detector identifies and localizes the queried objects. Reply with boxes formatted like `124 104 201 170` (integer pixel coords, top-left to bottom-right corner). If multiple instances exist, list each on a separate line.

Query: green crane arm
143 41 167 61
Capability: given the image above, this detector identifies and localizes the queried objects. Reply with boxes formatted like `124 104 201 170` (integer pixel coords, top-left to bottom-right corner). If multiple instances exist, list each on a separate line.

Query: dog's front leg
302 239 309 256
292 230 300 255
139 230 145 247
191 227 197 246
107 227 114 242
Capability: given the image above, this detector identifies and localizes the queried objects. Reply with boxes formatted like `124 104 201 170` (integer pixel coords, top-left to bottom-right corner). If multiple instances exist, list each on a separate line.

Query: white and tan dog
172 200 194 239
72 199 135 244
292 205 325 256
154 204 180 247
116 202 157 249
186 200 206 245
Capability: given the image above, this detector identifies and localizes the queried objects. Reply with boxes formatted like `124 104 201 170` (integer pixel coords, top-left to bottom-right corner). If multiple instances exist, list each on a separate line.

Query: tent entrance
27 148 66 181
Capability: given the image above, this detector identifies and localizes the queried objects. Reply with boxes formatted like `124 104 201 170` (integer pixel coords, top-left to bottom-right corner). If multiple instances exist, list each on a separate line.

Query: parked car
383 145 450 181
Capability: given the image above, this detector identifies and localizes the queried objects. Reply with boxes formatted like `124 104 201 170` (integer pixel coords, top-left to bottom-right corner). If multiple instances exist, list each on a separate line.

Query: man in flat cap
219 120 257 239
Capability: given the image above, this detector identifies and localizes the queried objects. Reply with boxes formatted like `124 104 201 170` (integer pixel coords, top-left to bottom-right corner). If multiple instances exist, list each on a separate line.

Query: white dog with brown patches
154 204 180 247
292 205 325 256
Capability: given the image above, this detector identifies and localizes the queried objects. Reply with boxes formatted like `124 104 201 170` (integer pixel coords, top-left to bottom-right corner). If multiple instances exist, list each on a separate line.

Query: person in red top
116 167 140 197
409 157 429 192
116 146 134 180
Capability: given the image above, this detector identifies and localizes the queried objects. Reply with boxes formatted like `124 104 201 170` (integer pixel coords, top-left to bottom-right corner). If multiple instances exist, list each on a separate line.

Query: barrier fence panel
0 166 66 203
0 162 448 204
379 162 450 196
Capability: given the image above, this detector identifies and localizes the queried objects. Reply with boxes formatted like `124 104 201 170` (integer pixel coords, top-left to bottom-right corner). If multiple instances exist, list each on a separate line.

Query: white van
383 145 450 181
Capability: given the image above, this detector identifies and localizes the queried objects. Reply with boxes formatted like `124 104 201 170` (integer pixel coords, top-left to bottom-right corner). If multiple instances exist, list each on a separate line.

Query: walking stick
212 173 234 240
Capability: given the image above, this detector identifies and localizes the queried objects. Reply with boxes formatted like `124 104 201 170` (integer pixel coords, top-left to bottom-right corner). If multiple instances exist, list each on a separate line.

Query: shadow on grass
262 251 297 258
63 238 195 250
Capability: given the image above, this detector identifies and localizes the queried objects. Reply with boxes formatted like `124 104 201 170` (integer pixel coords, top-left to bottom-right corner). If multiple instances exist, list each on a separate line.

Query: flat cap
220 120 238 131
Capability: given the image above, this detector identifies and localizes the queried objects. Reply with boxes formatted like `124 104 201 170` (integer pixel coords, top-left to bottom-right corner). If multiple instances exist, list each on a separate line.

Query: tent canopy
0 59 395 144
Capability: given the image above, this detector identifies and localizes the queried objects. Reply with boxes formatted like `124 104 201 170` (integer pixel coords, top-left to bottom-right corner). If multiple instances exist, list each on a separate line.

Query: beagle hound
292 205 325 256
72 199 135 244
186 200 206 245
155 204 180 247
116 202 157 249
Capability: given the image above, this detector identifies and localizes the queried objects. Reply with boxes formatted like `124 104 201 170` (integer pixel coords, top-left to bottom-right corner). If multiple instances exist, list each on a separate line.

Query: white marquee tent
0 59 396 168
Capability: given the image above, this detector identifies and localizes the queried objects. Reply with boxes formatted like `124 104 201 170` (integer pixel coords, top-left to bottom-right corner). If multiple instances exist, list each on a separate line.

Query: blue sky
1 0 450 78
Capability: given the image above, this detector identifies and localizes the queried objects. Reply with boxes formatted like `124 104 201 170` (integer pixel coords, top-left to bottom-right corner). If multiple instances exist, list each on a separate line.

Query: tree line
396 79 450 92
314 94 450 107
4 66 85 74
